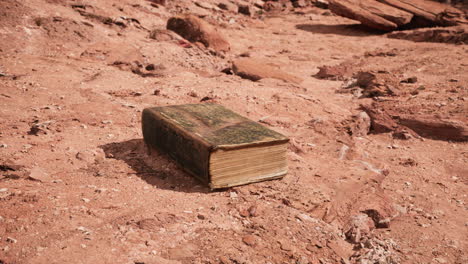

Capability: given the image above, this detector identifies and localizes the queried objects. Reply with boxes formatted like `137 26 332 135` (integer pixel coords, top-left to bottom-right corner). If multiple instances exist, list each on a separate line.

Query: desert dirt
0 0 467 264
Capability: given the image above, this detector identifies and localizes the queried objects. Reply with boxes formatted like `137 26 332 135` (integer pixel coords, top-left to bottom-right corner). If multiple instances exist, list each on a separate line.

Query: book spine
142 108 211 184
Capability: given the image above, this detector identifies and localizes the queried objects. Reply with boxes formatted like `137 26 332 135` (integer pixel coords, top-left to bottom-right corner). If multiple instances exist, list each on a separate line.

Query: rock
401 76 418 83
239 209 250 217
397 115 468 141
238 4 251 16
360 104 399 133
218 1 238 12
219 256 230 264
356 71 399 97
149 0 166 6
328 0 412 31
351 111 371 137
242 235 257 246
6 237 17 243
149 29 183 41
166 15 230 52
232 58 303 84
239 205 258 217
263 1 279 12
76 150 99 164
314 0 329 9
289 139 305 154
197 214 205 220
292 0 308 8
315 65 350 80
345 213 375 243
279 240 293 251
329 0 465 31
378 0 465 27
29 120 53 135
248 205 258 217
195 1 217 10
28 167 52 182
387 26 468 44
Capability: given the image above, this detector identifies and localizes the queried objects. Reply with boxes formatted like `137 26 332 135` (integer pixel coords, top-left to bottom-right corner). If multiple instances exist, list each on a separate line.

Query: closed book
142 103 289 189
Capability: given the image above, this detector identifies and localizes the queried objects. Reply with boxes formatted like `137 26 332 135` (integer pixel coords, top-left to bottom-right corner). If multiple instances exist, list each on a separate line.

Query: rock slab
167 15 230 52
232 58 303 84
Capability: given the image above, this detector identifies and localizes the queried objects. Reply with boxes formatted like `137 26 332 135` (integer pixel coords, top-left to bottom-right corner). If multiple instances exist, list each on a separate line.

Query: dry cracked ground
0 0 467 264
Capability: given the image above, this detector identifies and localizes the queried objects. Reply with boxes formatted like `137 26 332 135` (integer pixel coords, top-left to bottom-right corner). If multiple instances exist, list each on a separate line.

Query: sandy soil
0 1 467 264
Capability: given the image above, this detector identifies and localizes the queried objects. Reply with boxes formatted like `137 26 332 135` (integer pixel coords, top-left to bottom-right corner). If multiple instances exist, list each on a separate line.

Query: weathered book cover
141 103 289 188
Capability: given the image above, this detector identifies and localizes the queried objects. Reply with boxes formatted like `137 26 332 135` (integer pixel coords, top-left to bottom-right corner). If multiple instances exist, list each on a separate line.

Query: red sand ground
0 1 467 263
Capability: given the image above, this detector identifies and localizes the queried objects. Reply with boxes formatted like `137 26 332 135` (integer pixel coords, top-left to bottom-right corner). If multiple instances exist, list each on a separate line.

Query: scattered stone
195 1 217 10
219 256 230 264
187 91 198 97
242 235 256 246
28 167 52 182
401 76 418 83
238 4 251 16
362 208 392 228
81 198 91 203
350 111 371 137
292 0 308 8
232 58 303 84
279 240 293 251
314 0 329 9
167 15 230 52
197 214 205 220
29 120 53 135
247 205 258 217
356 71 399 97
360 104 399 133
345 213 375 243
239 209 249 217
76 150 99 164
218 1 238 12
6 237 17 243
392 129 412 140
315 65 350 80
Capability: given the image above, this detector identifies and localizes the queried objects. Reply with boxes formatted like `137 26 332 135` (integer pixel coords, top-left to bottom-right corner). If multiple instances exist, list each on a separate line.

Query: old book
142 103 289 189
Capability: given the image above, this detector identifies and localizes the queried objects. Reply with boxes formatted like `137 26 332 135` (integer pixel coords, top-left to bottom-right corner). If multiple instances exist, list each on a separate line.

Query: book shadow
99 139 210 193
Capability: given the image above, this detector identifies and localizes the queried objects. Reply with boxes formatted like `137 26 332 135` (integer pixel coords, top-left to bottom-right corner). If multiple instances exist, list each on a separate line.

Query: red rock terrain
0 1 467 264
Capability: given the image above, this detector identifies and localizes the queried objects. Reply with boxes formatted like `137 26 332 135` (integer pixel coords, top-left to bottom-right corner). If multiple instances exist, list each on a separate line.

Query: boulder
378 0 466 27
167 15 230 52
328 0 413 31
329 0 465 31
232 58 303 84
